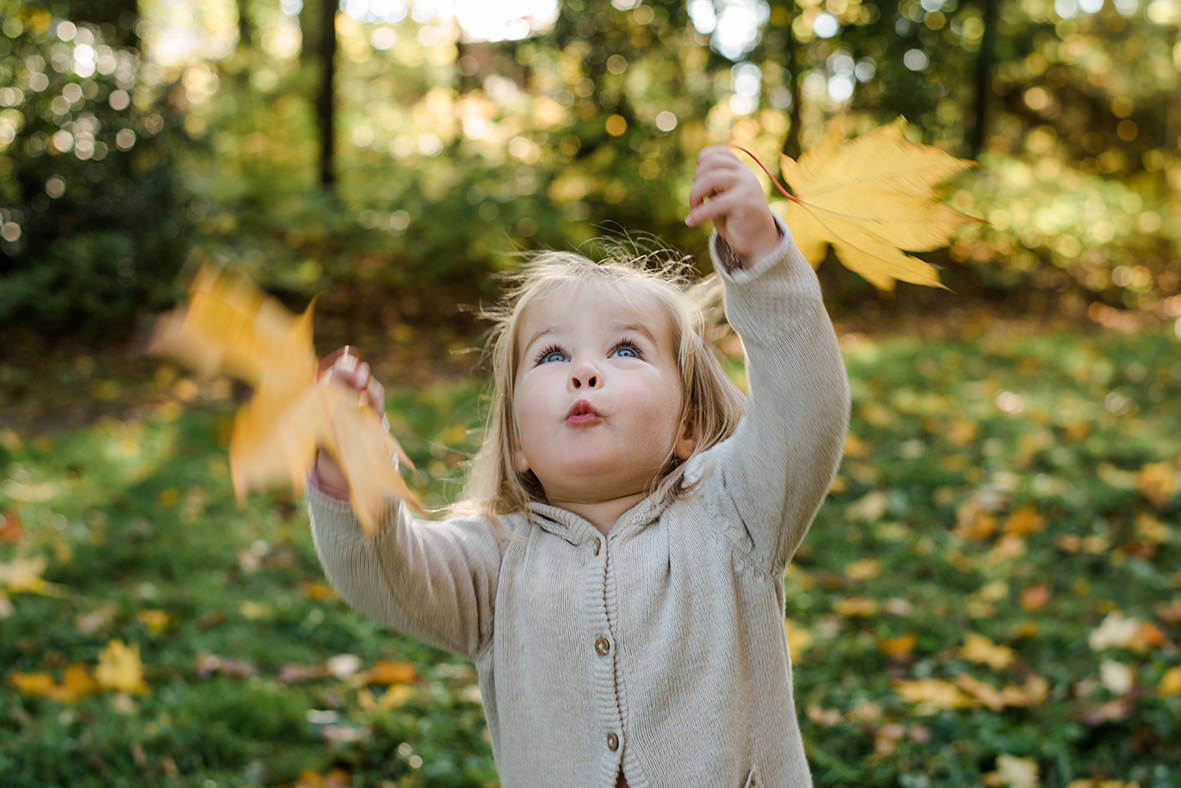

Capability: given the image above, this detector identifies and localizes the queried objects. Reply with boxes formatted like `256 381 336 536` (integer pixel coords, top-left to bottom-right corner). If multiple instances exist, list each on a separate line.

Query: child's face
512 284 696 507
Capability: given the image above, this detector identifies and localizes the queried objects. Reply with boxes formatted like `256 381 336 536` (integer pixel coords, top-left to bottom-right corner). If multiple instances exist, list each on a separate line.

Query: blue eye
611 342 641 359
536 345 568 364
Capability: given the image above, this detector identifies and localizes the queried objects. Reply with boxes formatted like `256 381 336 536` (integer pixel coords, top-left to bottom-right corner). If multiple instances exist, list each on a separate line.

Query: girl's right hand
313 346 386 498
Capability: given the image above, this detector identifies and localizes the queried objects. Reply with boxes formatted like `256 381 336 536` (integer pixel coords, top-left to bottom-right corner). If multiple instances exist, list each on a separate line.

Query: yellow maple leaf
54 664 101 703
150 266 423 534
0 555 66 596
10 671 57 697
1159 666 1181 696
95 640 148 695
960 632 1017 670
742 118 973 291
892 677 975 713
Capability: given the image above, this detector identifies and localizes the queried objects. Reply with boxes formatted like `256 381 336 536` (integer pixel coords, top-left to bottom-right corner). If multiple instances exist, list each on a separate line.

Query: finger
355 361 371 391
697 145 741 166
367 378 385 414
317 345 352 378
686 190 746 227
689 169 742 210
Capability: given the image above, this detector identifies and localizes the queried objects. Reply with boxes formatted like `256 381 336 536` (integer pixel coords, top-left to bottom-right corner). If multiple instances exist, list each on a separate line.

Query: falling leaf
984 754 1040 788
740 118 974 291
149 265 423 534
95 640 148 695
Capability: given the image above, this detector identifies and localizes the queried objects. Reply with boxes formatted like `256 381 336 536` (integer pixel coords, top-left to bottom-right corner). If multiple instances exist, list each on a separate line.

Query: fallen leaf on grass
784 618 814 657
195 653 258 679
137 609 170 635
1135 461 1177 509
0 508 22 543
10 664 102 703
149 265 423 534
960 632 1018 670
0 556 66 596
892 678 975 713
1158 666 1181 696
877 632 917 660
293 768 352 788
983 754 1039 788
359 659 418 686
280 663 330 685
95 640 148 695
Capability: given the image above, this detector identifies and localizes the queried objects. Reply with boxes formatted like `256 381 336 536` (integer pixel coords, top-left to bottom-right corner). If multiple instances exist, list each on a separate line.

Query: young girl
308 146 849 788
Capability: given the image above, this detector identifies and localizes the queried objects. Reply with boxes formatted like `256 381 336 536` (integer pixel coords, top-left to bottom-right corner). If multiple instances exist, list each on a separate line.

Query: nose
569 361 601 390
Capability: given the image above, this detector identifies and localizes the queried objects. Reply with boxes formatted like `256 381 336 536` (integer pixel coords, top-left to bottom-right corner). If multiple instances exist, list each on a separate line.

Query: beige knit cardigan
307 226 850 788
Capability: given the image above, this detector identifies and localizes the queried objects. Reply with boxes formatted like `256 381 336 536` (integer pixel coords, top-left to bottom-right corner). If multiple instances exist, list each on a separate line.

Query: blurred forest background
1 0 1178 343
2 1 1180 787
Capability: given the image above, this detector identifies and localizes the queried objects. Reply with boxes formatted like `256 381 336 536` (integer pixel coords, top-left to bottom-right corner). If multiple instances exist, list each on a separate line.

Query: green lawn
2 326 1179 788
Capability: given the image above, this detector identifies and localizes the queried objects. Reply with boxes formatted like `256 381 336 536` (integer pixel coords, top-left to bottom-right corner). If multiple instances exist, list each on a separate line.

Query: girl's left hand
686 145 780 261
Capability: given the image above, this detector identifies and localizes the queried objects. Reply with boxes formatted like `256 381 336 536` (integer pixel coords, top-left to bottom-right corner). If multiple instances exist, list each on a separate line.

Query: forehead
516 281 676 349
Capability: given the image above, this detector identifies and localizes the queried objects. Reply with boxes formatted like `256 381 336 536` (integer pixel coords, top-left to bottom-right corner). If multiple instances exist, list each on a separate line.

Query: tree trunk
237 0 252 50
970 0 1000 157
316 0 337 192
783 25 802 160
300 0 321 65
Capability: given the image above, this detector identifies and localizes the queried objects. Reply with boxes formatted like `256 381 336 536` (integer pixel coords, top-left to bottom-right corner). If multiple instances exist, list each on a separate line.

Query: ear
674 419 698 461
513 447 530 474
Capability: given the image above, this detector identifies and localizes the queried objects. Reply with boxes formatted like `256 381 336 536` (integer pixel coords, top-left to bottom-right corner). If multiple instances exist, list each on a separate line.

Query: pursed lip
566 399 601 425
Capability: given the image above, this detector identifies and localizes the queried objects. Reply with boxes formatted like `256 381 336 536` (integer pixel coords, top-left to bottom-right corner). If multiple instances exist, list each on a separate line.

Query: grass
1 325 1179 787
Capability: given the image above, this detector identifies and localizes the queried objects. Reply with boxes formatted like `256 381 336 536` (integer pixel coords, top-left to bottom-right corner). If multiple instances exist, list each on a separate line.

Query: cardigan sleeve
307 486 502 660
705 218 850 573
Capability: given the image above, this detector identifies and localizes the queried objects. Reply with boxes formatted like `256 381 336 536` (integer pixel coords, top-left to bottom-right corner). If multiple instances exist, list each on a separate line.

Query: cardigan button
594 637 610 656
606 732 619 751
593 538 601 555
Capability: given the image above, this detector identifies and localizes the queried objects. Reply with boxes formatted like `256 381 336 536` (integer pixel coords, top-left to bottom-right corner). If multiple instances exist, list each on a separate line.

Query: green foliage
2 328 1179 786
0 2 191 334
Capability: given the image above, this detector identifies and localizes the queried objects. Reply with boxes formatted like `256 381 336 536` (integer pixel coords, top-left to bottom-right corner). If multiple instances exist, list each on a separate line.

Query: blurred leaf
983 755 1039 788
1159 667 1181 697
95 640 148 695
149 265 423 533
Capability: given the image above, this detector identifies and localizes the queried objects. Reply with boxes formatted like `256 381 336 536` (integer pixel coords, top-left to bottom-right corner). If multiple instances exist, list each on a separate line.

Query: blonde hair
455 246 745 521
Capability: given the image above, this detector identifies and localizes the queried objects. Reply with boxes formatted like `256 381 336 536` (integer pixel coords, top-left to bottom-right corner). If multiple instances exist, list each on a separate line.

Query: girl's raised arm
688 147 850 573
